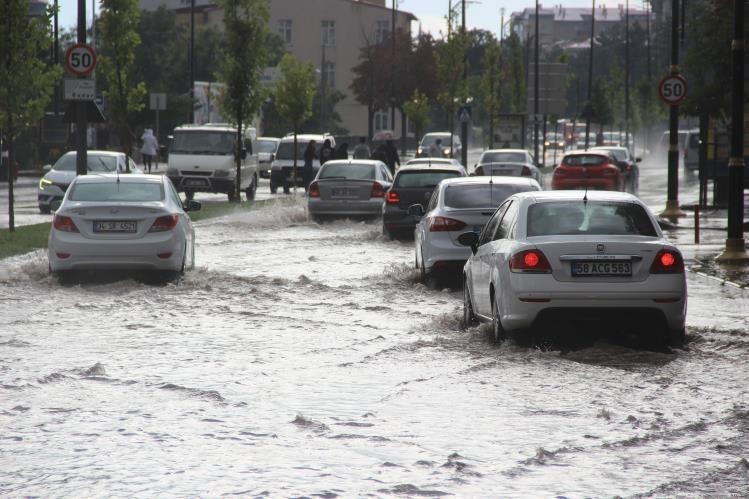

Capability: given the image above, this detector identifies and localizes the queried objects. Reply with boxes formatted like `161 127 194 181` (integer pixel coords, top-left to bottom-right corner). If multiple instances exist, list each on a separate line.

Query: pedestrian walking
335 142 349 160
383 139 400 175
372 143 387 163
140 128 159 173
319 139 334 165
352 137 371 159
303 140 317 191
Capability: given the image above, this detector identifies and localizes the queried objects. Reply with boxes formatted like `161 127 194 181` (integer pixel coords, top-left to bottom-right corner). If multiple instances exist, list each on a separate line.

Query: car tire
270 183 277 194
462 281 477 328
491 294 506 343
228 188 238 202
39 205 51 215
667 327 686 348
246 175 257 201
283 184 290 194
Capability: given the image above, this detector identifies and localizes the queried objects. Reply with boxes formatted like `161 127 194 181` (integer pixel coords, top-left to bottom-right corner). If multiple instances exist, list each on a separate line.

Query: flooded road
1 157 748 496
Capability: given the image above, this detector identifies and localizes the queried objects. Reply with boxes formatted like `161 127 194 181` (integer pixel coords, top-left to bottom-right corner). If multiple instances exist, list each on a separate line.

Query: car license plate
572 261 632 276
184 178 209 187
93 221 137 233
332 188 355 197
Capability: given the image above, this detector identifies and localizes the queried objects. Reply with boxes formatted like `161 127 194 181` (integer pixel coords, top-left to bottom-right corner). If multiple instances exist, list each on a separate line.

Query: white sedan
48 174 200 277
412 176 541 282
460 190 687 346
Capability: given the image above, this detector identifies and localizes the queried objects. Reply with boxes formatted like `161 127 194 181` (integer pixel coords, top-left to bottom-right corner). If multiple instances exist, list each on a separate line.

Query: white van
166 123 259 201
270 133 335 194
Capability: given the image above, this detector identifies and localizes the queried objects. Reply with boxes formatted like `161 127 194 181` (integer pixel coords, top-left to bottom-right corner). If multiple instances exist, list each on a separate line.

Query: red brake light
428 216 466 232
509 249 552 273
650 249 684 274
53 215 79 233
521 165 532 176
308 181 320 198
475 166 484 176
386 190 400 204
371 182 385 198
149 214 179 232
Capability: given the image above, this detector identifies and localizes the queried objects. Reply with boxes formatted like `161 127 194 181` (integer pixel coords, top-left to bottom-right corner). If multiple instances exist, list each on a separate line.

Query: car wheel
270 183 277 194
283 184 290 194
491 294 506 343
667 327 686 348
39 205 51 215
246 175 257 201
462 281 477 328
228 188 238 202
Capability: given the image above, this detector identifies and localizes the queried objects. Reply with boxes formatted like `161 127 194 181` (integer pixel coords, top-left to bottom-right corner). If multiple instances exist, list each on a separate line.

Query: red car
551 151 624 191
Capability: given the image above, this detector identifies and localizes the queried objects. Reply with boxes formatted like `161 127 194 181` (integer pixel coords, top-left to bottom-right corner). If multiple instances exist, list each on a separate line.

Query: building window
374 110 390 132
321 20 336 46
278 19 292 44
375 20 390 44
322 61 335 89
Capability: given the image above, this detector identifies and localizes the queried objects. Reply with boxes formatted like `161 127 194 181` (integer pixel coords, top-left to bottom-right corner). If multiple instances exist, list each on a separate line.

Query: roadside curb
687 266 748 291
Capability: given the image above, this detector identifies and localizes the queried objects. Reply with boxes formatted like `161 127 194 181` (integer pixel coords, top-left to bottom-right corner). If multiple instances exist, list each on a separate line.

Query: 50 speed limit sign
658 74 687 105
64 43 97 76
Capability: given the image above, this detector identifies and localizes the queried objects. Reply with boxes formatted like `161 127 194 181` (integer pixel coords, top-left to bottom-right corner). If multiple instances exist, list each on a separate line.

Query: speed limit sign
64 43 97 76
658 74 687 105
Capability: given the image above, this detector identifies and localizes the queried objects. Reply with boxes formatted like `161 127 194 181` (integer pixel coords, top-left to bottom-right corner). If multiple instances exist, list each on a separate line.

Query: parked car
271 133 335 194
257 136 280 178
382 163 467 239
551 151 624 191
307 159 392 220
166 123 259 202
416 132 462 159
38 150 142 214
411 176 541 282
591 146 641 194
48 174 200 277
459 190 686 346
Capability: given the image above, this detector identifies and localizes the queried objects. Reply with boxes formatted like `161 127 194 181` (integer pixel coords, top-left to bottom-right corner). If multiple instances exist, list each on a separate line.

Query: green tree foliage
402 89 430 144
275 54 316 180
479 36 500 147
0 0 61 231
503 32 526 114
435 14 468 137
98 0 147 159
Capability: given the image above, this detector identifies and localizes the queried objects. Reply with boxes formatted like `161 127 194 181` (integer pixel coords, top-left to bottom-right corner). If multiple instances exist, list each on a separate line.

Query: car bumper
308 198 384 217
168 175 236 193
422 234 472 274
382 206 419 231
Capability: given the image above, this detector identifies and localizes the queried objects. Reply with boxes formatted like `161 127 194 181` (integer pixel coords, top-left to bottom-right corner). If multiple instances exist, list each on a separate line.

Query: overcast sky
57 0 642 39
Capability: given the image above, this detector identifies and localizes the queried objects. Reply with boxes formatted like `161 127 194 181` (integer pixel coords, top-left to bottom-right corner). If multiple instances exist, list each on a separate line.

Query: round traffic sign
64 43 97 76
658 74 687 105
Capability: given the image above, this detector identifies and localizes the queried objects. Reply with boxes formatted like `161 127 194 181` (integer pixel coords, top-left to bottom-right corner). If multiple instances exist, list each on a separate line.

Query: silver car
38 151 142 213
307 160 393 220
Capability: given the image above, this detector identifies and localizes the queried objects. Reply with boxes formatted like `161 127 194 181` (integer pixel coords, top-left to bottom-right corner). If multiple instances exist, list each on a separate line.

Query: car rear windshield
171 131 235 155
527 201 657 236
395 170 461 188
68 182 165 202
563 154 608 166
480 151 527 163
319 163 375 180
444 184 537 209
54 154 118 172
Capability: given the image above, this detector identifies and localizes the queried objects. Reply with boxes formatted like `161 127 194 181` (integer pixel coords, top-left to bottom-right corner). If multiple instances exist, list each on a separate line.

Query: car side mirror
43 164 52 172
185 200 202 212
407 204 425 217
457 231 479 254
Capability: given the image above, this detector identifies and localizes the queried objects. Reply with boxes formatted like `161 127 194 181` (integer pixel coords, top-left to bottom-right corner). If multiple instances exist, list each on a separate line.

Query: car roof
405 158 458 164
174 124 237 132
563 150 610 156
482 149 529 154
258 136 280 141
439 176 540 187
321 159 384 166
71 173 163 184
280 133 334 142
61 150 123 158
395 164 466 174
514 190 640 204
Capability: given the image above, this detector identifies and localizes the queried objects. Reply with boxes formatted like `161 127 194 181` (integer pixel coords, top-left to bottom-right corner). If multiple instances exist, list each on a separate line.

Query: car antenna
583 186 588 205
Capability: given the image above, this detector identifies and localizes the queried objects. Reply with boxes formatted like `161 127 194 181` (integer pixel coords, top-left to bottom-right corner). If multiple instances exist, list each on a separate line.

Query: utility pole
391 0 396 131
659 0 685 220
75 0 88 176
584 0 595 150
189 0 195 123
53 0 59 115
460 0 468 168
624 0 630 151
533 0 540 166
716 0 748 262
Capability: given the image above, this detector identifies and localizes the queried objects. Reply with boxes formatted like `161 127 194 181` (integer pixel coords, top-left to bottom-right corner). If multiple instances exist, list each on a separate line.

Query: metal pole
460 0 468 168
716 0 747 261
625 0 630 151
533 0 540 167
584 0 595 150
391 0 396 131
75 0 87 176
54 0 59 115
189 0 195 123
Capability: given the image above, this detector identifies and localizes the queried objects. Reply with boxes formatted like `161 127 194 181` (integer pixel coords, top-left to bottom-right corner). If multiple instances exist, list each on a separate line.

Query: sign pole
75 0 87 176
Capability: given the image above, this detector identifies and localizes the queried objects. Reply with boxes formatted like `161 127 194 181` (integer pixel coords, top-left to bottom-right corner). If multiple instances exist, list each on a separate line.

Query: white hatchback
48 174 200 276
460 190 687 346
412 176 541 282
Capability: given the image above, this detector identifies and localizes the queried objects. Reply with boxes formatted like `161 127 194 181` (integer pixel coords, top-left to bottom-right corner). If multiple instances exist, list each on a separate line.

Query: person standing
319 139 334 165
302 140 317 191
352 136 371 159
383 139 400 175
140 128 159 173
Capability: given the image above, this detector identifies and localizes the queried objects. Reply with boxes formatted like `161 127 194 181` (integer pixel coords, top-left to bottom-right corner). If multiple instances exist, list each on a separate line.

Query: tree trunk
7 122 15 232
236 109 243 203
292 125 298 193
400 107 407 157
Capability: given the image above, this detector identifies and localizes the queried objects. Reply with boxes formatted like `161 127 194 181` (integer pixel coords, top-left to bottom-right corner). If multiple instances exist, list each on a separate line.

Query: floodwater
1 159 748 497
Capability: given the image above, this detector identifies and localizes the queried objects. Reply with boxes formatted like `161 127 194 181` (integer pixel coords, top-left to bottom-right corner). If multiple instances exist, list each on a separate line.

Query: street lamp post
189 0 195 124
75 0 87 176
391 0 396 132
624 0 630 152
584 0 595 150
460 0 468 168
533 0 540 167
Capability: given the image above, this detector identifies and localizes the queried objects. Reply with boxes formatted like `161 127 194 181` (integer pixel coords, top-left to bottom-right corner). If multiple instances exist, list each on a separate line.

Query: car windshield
444 183 536 209
53 154 118 172
527 201 657 236
275 140 322 160
563 154 608 166
420 135 453 147
68 182 165 202
257 139 279 153
395 170 461 188
170 131 235 155
319 163 375 180
480 151 527 163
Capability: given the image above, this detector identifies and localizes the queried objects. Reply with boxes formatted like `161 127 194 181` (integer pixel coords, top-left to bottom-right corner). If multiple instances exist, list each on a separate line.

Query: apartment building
139 0 415 138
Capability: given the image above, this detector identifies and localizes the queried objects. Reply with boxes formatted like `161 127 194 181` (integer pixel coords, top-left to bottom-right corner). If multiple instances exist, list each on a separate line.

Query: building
139 0 416 138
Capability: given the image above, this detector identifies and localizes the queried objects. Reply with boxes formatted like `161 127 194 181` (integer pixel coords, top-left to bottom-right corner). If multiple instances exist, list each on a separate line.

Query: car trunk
317 179 375 201
64 204 169 240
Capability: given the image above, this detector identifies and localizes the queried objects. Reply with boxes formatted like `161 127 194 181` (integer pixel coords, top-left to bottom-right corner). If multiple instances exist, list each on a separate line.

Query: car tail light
149 214 179 232
53 215 79 233
650 249 684 274
308 181 320 198
428 216 466 232
509 249 552 273
386 190 400 204
521 165 532 176
371 182 385 198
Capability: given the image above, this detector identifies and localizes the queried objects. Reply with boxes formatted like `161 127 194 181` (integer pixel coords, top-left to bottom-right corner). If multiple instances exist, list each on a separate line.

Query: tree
98 0 147 161
503 32 526 114
275 54 315 191
215 0 268 202
480 36 500 147
402 89 430 145
435 15 468 155
0 0 61 231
